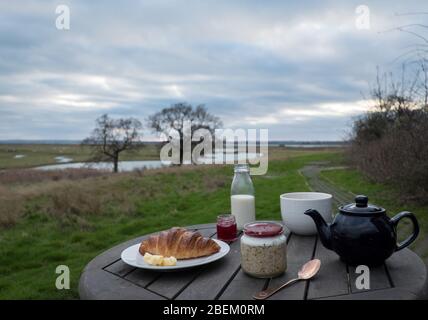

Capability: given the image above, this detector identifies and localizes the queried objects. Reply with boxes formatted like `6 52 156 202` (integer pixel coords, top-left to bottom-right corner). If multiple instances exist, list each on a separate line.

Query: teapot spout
304 209 332 250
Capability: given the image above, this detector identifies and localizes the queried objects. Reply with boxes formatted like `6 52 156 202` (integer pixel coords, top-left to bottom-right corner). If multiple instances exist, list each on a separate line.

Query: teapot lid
339 195 385 215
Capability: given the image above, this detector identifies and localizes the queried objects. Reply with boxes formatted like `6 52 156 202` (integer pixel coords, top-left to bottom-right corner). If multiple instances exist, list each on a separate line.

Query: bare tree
148 103 222 164
82 114 143 173
385 12 428 63
370 65 419 114
379 12 428 107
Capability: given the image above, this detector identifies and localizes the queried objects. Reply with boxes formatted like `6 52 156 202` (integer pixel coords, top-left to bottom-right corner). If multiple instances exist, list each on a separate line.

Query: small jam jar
240 221 287 278
216 214 237 242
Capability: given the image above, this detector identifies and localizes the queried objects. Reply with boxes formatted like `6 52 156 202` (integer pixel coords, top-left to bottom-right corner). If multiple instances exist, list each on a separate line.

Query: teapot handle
390 211 419 251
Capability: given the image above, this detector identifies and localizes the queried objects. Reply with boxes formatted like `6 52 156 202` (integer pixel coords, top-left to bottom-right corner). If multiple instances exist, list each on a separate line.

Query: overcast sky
0 0 427 141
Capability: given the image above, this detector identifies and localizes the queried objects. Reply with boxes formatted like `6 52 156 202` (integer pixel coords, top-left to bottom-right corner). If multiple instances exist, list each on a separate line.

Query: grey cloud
1 0 427 140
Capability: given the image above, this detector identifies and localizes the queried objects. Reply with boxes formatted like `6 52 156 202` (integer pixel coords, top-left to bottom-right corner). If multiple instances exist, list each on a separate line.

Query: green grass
3 148 426 299
0 150 340 299
321 168 428 261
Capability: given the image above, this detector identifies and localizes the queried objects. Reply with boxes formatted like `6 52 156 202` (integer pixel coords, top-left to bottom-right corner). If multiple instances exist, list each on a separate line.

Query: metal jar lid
243 221 284 237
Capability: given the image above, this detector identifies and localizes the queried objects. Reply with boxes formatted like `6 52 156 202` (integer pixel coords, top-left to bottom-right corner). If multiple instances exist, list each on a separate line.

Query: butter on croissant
139 227 220 259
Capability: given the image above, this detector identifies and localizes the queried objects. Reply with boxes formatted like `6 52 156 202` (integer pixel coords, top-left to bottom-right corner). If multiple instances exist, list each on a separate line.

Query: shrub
348 66 428 203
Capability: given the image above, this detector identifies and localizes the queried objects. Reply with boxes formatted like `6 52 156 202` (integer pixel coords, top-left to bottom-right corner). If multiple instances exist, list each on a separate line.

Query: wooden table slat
218 269 266 300
147 267 204 299
79 266 165 300
123 268 160 288
175 239 242 300
306 238 349 299
104 260 135 277
385 248 427 295
267 234 317 300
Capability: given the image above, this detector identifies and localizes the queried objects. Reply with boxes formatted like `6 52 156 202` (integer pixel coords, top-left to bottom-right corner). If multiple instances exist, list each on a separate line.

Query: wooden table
79 223 427 300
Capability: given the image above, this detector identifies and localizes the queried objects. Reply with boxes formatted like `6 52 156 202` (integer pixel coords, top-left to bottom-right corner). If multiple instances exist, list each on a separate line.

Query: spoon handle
253 277 300 300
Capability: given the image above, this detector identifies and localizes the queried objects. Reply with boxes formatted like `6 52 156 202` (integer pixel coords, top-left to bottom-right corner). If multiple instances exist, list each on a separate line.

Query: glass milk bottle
231 164 256 230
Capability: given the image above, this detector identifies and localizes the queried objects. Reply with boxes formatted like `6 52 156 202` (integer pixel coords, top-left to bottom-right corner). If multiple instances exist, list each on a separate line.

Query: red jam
217 215 237 242
243 222 283 237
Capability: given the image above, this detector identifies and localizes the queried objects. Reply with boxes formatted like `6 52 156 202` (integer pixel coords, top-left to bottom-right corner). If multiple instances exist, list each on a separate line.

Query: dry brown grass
49 184 103 216
267 147 339 161
0 168 109 185
4 152 339 228
0 169 117 227
0 164 231 228
2 154 329 227
3 153 341 227
0 185 25 227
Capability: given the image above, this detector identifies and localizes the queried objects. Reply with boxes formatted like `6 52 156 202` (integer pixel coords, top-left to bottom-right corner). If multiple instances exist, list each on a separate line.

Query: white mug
280 192 333 236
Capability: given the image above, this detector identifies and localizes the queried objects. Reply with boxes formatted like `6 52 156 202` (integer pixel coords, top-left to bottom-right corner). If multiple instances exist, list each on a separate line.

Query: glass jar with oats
240 222 287 278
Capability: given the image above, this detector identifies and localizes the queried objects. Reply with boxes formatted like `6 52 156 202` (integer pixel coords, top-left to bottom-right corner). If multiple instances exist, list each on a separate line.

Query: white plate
120 239 230 271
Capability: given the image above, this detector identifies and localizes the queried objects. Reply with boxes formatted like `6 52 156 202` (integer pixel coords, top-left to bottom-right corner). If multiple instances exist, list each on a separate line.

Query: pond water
55 156 73 163
36 160 171 172
35 152 263 172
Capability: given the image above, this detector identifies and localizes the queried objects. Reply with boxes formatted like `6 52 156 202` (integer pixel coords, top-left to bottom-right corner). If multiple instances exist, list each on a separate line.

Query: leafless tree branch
82 114 143 172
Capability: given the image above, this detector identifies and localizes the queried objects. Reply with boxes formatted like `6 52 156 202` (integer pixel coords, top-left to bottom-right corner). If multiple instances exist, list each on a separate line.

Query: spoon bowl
298 258 321 280
253 259 321 300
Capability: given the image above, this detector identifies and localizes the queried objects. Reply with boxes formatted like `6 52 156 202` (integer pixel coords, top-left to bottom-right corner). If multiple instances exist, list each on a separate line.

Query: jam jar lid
243 221 284 237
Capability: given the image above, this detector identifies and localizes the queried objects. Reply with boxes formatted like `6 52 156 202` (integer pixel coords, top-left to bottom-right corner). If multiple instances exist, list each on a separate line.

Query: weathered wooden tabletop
79 223 427 300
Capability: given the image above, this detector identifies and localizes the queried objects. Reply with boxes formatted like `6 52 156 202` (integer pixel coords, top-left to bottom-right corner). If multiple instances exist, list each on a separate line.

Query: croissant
139 227 220 259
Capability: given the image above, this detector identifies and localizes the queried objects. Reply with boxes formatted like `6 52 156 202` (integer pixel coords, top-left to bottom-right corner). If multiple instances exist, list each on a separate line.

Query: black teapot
304 195 419 266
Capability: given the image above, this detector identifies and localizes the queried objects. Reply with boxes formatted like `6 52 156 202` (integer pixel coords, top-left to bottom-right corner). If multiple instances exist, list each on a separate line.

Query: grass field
0 144 161 170
0 146 426 299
